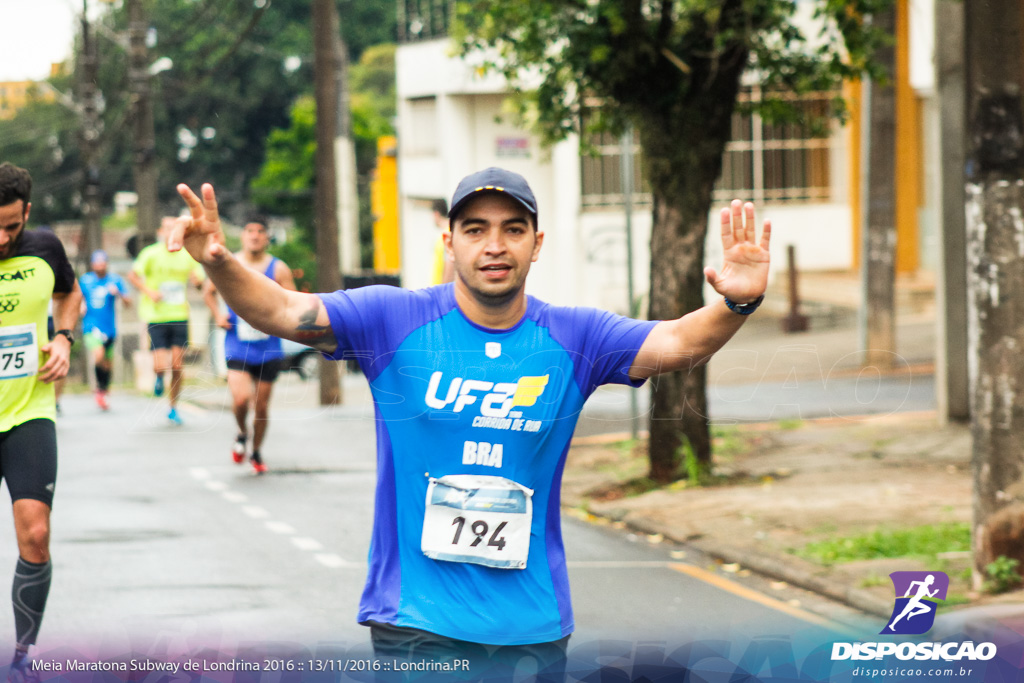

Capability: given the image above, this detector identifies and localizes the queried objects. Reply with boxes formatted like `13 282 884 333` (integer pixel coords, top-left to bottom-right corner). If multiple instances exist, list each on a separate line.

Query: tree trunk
640 96 741 482
964 0 1024 587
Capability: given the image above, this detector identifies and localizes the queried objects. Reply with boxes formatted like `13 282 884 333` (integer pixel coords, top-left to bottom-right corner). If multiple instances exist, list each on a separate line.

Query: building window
580 88 835 210
579 127 650 211
715 87 835 203
404 96 438 155
398 0 453 42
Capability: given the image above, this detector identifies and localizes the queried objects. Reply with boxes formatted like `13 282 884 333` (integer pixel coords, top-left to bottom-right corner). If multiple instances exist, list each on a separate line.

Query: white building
394 0 937 316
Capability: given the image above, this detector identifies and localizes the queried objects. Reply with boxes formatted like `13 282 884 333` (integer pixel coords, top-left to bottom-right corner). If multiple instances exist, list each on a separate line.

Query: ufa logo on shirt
424 372 548 418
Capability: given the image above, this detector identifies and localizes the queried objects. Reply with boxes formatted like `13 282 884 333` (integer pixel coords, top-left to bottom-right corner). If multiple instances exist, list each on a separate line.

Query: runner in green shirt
0 162 83 681
127 217 204 424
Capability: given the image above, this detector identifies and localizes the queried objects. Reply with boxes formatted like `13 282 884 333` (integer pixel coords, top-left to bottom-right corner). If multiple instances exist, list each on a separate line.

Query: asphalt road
0 388 874 665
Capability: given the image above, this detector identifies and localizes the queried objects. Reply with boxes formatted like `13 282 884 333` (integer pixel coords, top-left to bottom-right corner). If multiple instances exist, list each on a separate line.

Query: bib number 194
421 474 533 570
451 517 507 550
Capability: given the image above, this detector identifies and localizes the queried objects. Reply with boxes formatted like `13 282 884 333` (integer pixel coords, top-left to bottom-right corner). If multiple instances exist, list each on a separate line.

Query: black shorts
363 620 568 681
0 419 57 508
148 321 189 350
226 358 281 383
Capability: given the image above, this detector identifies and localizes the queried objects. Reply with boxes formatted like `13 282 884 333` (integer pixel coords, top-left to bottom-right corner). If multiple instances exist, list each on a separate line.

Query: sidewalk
561 411 975 621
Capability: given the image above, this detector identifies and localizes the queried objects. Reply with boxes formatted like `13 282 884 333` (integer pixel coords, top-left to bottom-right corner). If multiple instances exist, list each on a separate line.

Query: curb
585 509 893 620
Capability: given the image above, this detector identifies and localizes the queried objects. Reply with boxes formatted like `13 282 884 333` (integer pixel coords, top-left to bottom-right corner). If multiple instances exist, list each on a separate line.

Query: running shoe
232 434 247 464
154 375 165 397
167 407 183 425
95 390 109 411
250 451 267 474
8 652 39 683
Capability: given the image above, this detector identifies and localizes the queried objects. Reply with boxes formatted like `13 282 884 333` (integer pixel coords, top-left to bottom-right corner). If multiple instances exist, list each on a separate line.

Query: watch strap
723 295 764 315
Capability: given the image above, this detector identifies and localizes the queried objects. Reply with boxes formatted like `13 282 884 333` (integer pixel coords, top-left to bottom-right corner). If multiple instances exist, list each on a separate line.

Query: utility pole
964 0 1024 587
78 0 103 264
313 0 343 406
862 4 897 370
127 0 158 247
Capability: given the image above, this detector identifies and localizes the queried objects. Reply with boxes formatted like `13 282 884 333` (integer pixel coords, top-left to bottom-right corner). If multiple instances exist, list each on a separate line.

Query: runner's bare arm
202 279 231 331
629 200 771 380
39 280 83 383
273 259 298 292
126 269 161 302
170 183 338 353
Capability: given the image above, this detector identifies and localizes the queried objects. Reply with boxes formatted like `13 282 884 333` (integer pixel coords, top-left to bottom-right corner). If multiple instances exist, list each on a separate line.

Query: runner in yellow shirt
0 162 83 680
127 217 204 424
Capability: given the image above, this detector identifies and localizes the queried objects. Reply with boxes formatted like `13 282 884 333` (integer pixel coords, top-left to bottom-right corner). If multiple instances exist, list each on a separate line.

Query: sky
0 0 78 81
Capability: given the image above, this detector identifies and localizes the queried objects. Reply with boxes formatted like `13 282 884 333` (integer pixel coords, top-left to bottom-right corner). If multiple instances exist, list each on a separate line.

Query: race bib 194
421 474 533 570
0 323 38 380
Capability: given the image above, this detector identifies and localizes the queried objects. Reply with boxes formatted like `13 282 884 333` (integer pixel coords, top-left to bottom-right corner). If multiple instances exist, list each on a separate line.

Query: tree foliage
0 80 83 225
0 0 396 226
251 44 396 270
454 0 890 481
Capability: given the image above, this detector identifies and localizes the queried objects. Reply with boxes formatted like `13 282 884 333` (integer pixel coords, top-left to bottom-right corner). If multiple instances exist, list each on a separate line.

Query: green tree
251 45 396 270
454 0 889 482
0 84 82 225
3 0 396 226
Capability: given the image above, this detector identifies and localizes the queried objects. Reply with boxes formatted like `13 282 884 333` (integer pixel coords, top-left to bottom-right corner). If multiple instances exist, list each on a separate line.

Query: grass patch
944 593 972 607
796 522 971 566
710 425 751 461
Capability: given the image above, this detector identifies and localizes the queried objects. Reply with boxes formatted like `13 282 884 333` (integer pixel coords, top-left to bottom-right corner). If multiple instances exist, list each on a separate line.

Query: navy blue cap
448 167 538 226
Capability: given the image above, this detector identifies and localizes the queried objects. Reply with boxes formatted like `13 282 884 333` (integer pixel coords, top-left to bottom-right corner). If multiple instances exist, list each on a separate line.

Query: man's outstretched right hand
171 183 230 266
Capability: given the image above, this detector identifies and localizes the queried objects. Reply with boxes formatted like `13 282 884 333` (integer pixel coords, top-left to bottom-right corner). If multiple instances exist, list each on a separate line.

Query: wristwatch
54 329 75 346
723 295 764 315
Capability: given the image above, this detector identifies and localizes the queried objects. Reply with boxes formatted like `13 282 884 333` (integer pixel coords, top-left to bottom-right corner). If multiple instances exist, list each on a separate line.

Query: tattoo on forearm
294 302 335 352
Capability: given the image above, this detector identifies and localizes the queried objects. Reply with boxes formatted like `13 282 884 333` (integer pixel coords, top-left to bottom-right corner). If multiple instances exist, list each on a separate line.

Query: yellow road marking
668 563 859 635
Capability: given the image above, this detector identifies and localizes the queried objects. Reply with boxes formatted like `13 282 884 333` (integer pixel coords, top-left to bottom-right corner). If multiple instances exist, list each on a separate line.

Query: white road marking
291 537 324 551
194 470 348 568
314 554 357 569
241 505 270 519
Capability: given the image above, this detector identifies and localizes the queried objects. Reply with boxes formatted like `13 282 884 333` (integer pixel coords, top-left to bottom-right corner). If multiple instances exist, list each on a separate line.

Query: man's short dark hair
245 214 269 230
0 163 32 208
431 199 448 218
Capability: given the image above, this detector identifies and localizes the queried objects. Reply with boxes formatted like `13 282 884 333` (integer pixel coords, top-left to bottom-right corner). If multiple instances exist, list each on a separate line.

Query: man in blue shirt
202 216 296 474
169 168 771 672
79 250 131 410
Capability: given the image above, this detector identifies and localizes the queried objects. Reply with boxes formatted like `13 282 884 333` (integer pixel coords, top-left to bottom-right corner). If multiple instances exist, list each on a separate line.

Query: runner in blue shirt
169 168 771 673
79 250 131 410
202 216 296 474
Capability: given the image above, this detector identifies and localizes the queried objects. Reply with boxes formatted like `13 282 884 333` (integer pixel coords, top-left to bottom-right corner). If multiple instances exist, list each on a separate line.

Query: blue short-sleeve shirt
319 283 657 645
